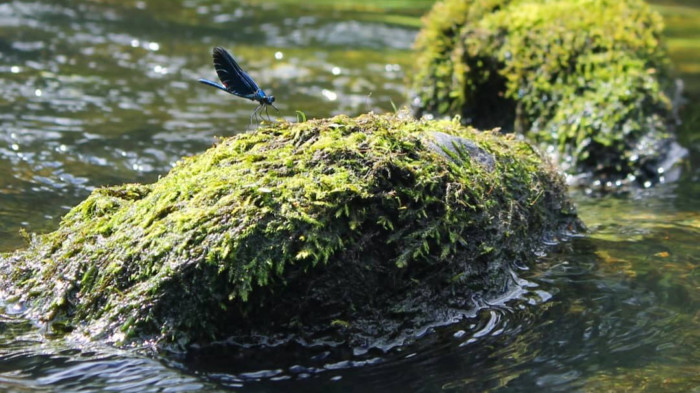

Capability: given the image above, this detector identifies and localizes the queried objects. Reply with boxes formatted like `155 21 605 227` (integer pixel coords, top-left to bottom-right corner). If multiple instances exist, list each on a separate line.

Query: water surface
0 0 698 391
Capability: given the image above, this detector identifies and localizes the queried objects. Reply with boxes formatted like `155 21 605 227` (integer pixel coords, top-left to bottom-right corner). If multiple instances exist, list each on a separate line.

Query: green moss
412 0 676 184
0 112 579 348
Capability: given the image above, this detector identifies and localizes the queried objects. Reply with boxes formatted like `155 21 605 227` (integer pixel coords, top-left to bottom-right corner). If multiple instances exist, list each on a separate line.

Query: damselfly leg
250 105 260 125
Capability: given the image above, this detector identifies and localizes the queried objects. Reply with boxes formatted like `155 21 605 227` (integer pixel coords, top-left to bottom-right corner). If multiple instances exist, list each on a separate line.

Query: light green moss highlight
0 112 579 348
584 364 700 392
412 0 674 183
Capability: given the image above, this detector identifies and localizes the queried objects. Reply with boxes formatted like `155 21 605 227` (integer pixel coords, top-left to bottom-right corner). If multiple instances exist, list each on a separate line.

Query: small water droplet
148 42 160 51
331 66 341 75
35 89 42 97
274 51 284 60
130 39 140 48
10 65 20 73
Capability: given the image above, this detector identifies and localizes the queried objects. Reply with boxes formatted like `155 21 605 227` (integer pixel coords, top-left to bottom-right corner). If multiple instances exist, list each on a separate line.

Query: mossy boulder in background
0 112 580 351
412 0 686 187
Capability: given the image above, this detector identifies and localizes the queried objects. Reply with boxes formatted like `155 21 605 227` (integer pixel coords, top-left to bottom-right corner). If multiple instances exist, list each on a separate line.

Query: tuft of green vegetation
412 0 677 185
0 112 580 349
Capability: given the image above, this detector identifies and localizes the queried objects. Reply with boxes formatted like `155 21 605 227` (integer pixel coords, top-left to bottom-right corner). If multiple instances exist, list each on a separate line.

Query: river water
0 0 698 391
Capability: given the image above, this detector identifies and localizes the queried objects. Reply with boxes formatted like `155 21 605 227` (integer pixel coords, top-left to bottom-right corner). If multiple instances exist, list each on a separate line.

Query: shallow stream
0 0 698 391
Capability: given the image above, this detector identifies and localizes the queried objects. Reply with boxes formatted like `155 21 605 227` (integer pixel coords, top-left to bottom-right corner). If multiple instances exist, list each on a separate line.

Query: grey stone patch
656 141 688 183
427 131 496 172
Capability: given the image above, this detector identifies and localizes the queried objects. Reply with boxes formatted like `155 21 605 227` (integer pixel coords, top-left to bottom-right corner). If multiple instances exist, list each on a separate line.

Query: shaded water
0 0 698 391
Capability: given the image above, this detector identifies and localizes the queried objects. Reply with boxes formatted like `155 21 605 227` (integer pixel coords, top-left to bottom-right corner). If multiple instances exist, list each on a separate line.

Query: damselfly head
266 96 275 104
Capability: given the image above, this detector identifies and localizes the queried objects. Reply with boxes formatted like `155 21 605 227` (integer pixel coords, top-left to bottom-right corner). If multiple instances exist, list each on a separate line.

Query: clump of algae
0 112 580 349
412 0 678 185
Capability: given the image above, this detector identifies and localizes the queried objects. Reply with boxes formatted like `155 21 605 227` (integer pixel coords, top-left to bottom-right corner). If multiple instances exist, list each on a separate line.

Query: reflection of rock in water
0 112 581 355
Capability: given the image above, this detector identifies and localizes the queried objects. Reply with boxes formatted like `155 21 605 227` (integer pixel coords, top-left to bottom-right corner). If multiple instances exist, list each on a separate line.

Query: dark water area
0 0 698 392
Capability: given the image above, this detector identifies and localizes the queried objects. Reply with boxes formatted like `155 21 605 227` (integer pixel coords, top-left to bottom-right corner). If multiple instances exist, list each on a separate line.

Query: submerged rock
0 112 581 351
411 0 686 188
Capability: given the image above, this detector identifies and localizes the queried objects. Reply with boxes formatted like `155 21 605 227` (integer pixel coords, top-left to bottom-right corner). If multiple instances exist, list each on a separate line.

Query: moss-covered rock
0 112 580 350
412 0 682 186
